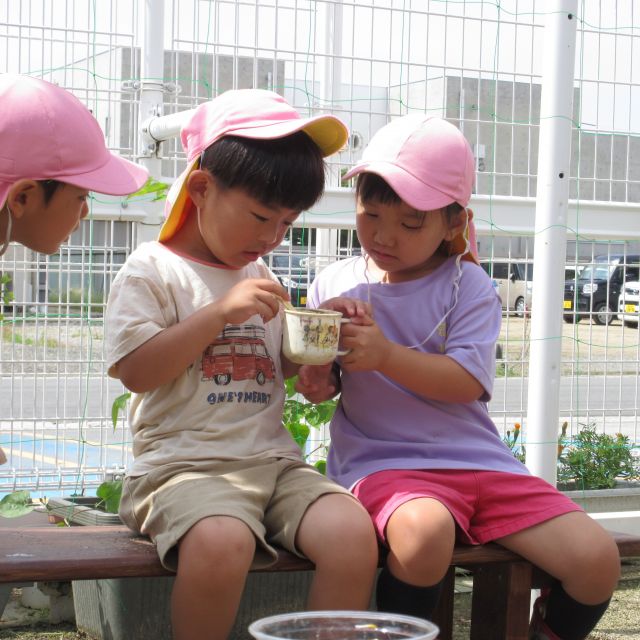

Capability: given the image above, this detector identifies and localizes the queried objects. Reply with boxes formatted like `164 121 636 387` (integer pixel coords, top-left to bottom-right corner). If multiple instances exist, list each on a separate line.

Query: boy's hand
217 278 289 325
319 296 372 324
295 363 338 403
339 318 392 372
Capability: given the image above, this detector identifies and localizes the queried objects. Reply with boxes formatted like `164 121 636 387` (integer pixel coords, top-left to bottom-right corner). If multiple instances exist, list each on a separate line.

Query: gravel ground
1 559 638 639
498 315 640 377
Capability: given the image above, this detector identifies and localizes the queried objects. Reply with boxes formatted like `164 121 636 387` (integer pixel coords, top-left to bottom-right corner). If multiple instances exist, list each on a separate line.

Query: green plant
0 272 13 322
558 424 640 489
283 377 336 472
96 479 123 514
503 421 568 466
126 176 170 202
503 422 526 463
0 490 36 518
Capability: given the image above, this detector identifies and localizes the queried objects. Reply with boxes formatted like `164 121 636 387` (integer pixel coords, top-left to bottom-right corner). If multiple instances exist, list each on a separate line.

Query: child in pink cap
105 89 377 640
0 74 148 465
0 74 148 255
297 115 619 640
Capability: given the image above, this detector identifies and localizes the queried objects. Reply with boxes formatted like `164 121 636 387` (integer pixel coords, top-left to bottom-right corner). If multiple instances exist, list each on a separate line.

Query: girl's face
356 197 463 283
9 181 90 254
176 170 299 266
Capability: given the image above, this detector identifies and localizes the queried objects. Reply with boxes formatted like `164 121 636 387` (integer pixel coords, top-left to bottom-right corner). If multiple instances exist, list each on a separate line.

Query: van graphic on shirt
201 324 275 386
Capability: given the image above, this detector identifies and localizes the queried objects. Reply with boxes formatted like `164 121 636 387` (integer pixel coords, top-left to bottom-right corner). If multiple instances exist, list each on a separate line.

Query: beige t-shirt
105 241 301 476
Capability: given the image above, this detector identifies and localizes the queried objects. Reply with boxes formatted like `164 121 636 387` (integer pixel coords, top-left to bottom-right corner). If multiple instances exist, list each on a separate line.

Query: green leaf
96 480 123 514
111 392 131 429
0 490 34 518
314 459 327 475
286 421 310 450
284 377 298 398
125 177 170 202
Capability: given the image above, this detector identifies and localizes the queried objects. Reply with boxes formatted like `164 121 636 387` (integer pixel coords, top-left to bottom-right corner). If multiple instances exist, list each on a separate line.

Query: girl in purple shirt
298 115 619 640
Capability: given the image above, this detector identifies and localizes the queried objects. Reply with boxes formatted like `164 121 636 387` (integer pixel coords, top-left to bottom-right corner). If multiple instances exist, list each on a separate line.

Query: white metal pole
526 2 578 482
316 0 343 264
135 0 166 243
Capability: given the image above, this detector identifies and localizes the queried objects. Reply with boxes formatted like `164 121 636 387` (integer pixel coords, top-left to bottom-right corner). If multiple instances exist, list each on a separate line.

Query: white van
480 260 533 316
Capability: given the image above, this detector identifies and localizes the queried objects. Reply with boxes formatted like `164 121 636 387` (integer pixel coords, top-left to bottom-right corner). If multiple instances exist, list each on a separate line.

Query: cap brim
227 114 348 159
302 116 348 157
158 157 199 242
57 152 149 196
343 160 455 211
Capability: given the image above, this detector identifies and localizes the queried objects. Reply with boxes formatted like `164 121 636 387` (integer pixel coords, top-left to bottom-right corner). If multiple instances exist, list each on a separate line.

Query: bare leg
296 493 378 609
496 511 620 604
385 497 456 586
171 516 256 640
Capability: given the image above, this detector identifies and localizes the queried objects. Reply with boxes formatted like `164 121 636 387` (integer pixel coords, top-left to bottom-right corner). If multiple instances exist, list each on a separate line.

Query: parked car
617 281 640 328
265 252 315 307
480 260 533 316
563 254 640 325
564 264 584 284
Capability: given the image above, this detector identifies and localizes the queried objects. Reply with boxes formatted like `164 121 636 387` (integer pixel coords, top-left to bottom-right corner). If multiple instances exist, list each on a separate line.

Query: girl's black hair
356 172 402 206
356 172 463 223
39 179 63 204
200 131 326 212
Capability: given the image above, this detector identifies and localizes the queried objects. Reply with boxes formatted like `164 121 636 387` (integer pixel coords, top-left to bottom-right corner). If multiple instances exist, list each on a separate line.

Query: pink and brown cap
159 89 348 242
0 74 149 207
343 114 478 262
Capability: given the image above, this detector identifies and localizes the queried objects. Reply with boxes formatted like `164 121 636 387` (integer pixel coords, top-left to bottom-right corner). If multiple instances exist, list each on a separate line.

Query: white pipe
146 108 196 142
525 2 579 483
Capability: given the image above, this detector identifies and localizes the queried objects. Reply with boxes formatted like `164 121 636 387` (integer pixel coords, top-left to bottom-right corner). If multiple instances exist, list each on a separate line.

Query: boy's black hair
39 179 63 205
201 131 326 212
356 172 463 223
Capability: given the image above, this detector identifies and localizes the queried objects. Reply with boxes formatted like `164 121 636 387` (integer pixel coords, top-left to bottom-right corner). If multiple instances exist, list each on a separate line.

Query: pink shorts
353 469 582 546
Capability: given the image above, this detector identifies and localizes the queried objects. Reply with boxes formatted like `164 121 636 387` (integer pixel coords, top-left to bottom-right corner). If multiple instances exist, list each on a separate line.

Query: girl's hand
339 319 393 372
318 297 372 324
295 363 339 403
216 278 289 325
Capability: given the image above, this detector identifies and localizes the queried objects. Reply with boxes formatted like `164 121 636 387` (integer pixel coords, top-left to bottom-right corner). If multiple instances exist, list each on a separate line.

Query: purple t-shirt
309 255 530 489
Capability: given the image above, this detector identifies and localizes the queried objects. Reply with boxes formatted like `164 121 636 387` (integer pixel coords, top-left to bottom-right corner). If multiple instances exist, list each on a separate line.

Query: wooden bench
1 525 638 640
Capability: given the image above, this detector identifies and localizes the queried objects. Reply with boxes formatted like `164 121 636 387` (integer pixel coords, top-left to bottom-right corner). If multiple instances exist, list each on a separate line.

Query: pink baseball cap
0 74 149 208
160 89 348 241
343 114 478 262
343 114 475 209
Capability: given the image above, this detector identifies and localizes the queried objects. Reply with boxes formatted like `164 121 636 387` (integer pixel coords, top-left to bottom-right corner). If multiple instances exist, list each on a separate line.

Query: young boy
298 115 620 640
0 74 148 257
0 73 148 465
105 89 378 640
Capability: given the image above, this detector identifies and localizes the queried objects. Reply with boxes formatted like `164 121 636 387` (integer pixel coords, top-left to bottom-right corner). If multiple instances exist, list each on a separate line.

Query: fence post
134 0 166 245
526 2 578 482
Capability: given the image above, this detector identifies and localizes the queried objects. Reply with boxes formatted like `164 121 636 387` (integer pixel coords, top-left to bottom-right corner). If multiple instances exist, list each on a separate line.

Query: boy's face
356 196 462 283
184 170 299 266
9 181 90 254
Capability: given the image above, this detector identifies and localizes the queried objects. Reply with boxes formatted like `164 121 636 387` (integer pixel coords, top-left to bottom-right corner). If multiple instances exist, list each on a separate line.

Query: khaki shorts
119 457 352 571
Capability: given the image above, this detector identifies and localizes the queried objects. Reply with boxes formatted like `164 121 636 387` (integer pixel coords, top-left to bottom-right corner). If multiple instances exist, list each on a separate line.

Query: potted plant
503 421 640 517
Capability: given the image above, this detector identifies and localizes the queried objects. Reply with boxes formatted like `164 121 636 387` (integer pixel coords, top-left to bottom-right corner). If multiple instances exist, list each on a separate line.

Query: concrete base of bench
1 526 638 640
